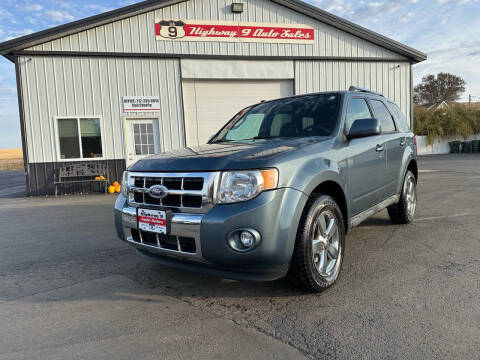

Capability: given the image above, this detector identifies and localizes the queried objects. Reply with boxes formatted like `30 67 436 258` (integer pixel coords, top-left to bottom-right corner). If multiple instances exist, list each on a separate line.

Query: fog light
227 228 261 252
240 231 255 248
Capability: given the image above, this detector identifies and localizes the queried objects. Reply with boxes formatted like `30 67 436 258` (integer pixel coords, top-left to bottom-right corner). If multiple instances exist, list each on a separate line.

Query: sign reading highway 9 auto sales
155 20 315 44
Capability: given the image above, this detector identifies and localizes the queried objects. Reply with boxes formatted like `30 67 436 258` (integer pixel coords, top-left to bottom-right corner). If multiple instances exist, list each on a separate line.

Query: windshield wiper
212 136 284 143
210 139 235 143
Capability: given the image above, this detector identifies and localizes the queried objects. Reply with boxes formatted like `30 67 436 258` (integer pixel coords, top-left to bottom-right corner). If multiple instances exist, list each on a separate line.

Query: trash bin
449 141 461 153
462 141 472 153
472 140 480 153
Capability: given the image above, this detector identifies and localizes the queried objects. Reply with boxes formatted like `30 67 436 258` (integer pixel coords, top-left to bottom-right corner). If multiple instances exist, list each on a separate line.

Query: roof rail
348 86 383 97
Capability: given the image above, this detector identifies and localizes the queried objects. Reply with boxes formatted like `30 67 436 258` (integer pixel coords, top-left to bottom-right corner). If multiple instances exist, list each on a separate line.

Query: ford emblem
148 185 168 199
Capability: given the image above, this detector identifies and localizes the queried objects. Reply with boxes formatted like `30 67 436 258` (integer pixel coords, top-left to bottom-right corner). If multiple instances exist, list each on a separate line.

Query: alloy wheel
311 210 341 277
405 175 417 218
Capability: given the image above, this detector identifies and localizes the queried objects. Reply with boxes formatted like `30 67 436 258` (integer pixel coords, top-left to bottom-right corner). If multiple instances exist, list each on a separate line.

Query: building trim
410 64 414 130
13 50 413 63
14 56 28 169
0 0 426 62
26 159 126 196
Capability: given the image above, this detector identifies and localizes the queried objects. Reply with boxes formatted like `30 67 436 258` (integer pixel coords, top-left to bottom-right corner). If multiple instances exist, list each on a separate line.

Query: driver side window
345 98 372 132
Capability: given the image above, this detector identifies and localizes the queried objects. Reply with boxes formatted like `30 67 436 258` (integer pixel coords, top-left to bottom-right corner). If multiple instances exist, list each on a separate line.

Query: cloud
2 29 35 41
44 10 74 22
83 5 115 13
23 4 43 12
436 0 474 4
0 7 13 18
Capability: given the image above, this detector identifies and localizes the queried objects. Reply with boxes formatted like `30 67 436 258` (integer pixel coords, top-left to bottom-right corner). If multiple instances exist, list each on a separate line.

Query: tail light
414 136 418 156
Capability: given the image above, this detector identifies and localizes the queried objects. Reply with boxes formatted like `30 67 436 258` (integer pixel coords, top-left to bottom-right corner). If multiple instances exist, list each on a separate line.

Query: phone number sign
155 20 315 44
123 96 160 113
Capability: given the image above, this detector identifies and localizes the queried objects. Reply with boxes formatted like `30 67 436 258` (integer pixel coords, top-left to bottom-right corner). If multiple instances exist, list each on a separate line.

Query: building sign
155 20 315 44
123 96 160 113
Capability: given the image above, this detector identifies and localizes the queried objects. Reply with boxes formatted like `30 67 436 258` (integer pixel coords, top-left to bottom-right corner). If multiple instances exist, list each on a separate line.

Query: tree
413 73 466 105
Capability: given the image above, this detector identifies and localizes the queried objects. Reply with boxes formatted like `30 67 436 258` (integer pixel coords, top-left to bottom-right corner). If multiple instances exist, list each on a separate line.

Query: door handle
400 139 406 147
376 144 384 152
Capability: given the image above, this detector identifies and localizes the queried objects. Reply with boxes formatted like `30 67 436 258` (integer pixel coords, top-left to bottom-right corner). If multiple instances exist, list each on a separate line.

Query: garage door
182 79 293 146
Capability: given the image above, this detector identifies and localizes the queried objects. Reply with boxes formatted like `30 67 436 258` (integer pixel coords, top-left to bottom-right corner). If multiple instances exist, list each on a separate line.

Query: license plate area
138 208 171 234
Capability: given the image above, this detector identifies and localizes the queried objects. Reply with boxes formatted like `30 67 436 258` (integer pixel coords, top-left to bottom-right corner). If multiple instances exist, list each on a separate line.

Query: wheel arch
407 158 418 182
310 180 349 234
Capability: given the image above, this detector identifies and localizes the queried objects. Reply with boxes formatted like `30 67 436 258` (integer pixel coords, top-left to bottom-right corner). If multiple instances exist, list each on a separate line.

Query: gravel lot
0 154 479 359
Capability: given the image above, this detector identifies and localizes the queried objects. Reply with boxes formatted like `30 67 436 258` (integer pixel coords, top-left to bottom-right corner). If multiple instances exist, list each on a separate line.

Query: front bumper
114 187 308 281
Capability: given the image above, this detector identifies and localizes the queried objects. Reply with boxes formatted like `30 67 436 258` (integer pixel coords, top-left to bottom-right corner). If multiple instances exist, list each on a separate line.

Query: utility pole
469 94 471 107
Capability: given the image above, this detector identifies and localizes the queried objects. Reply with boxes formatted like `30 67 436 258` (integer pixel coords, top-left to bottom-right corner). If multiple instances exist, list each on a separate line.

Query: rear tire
388 170 417 224
289 195 345 292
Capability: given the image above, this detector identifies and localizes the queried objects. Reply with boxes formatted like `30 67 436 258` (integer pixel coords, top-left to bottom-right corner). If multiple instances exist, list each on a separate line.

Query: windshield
212 93 340 143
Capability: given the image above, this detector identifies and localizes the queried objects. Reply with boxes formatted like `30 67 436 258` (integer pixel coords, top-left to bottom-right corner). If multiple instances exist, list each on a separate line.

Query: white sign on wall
123 96 161 113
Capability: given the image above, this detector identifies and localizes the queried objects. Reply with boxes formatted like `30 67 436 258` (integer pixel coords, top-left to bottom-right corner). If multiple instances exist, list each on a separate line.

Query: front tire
289 195 345 292
388 170 417 224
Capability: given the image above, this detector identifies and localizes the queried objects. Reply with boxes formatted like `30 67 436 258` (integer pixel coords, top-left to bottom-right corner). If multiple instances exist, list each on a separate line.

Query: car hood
129 137 329 172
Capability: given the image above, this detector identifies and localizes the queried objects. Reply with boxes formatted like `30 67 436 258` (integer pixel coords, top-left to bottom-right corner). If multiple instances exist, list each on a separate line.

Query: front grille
131 229 196 254
130 174 214 211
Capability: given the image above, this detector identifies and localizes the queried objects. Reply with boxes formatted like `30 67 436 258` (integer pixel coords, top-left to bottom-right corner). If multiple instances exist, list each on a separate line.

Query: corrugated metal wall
19 56 184 163
295 60 412 124
27 0 404 60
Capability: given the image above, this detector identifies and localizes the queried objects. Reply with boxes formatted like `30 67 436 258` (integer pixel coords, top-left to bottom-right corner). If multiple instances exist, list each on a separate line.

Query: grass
0 149 24 171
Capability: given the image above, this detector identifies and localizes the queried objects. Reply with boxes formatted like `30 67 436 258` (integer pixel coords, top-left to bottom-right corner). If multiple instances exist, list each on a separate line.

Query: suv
115 87 418 292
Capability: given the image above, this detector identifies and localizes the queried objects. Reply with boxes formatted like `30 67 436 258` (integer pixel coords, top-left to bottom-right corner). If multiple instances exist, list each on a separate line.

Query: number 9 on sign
158 21 186 39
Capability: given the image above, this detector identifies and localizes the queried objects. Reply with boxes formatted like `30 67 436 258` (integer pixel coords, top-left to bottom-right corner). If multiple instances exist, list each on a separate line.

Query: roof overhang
0 0 427 63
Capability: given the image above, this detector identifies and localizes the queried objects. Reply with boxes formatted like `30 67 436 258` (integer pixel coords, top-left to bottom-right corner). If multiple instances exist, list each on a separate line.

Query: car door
345 97 387 215
369 99 404 199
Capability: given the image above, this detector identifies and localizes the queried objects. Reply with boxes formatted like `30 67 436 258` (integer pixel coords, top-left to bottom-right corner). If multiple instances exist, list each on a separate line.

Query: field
0 148 23 171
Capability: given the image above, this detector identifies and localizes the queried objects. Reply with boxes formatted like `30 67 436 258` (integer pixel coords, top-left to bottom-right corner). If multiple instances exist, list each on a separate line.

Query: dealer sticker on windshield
138 208 168 234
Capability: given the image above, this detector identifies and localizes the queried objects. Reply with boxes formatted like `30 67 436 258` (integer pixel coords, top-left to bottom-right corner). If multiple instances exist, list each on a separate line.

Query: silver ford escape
115 86 418 292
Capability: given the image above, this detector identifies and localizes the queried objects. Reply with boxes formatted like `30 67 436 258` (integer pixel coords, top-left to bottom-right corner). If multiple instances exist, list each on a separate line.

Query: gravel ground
0 154 479 359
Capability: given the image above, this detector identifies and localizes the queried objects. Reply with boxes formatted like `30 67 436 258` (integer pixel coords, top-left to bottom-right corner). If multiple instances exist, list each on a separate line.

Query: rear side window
386 102 410 132
370 100 396 133
345 98 372 131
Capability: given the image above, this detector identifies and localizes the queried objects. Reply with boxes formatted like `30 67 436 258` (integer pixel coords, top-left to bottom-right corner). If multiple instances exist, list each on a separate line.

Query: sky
0 0 479 148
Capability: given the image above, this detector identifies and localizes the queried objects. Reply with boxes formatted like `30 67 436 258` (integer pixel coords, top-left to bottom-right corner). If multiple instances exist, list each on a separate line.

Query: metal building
0 0 426 195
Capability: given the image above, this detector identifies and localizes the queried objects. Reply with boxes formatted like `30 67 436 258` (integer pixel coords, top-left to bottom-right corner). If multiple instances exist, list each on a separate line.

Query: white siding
28 0 404 60
295 60 412 125
19 56 184 163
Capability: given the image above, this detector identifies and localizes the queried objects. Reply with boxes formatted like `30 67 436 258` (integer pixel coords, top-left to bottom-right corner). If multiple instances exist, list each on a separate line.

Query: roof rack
348 86 384 97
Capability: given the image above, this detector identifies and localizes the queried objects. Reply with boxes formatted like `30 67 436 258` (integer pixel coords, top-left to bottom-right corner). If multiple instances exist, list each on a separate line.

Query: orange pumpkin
114 185 121 193
113 181 120 187
108 186 116 194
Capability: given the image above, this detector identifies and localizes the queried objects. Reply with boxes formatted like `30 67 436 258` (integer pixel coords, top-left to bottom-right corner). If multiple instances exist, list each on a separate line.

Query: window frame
386 101 410 132
344 96 373 134
54 116 105 162
368 99 398 134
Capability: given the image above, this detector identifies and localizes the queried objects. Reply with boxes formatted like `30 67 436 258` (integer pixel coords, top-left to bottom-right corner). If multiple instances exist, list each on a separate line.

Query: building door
182 79 294 146
126 119 160 166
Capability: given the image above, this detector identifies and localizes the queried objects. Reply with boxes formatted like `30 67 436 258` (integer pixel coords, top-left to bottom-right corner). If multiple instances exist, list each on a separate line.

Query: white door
182 79 294 146
126 119 160 166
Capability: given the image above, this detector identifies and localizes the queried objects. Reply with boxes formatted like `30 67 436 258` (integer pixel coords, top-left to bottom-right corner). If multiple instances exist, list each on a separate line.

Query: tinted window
57 117 104 159
370 100 396 133
58 119 81 159
386 102 410 132
345 98 372 131
213 94 340 142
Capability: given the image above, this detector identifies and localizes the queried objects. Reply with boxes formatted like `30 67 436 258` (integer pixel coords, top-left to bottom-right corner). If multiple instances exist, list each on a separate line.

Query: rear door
345 97 387 215
369 99 404 199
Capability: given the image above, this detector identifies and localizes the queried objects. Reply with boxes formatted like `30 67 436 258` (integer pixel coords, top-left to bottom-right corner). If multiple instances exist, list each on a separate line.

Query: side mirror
346 118 381 140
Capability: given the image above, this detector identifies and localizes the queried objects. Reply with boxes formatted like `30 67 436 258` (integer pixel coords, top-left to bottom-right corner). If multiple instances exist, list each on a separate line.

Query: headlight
217 169 278 204
121 171 130 197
